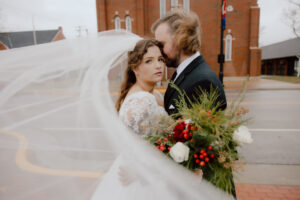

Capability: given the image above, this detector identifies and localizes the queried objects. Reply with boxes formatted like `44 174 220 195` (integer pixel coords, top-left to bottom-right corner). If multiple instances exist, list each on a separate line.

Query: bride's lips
154 72 163 76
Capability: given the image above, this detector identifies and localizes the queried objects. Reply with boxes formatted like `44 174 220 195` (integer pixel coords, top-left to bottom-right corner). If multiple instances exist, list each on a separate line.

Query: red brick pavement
235 184 300 200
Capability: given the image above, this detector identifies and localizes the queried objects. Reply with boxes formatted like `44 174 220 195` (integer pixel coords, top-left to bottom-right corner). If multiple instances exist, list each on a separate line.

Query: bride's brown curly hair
115 39 164 112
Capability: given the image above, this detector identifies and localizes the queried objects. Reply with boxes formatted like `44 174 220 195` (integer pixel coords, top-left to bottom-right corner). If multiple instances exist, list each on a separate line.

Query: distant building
0 26 65 50
261 38 300 76
96 0 261 78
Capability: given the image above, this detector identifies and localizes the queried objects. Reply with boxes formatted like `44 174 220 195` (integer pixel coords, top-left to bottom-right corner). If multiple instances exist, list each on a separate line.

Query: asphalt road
1 85 300 198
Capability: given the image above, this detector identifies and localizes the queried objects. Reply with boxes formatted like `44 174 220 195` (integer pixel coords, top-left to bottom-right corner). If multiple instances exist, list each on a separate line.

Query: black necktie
170 71 177 82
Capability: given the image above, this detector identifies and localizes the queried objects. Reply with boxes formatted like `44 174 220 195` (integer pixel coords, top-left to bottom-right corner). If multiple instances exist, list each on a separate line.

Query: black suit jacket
164 55 227 115
164 56 235 198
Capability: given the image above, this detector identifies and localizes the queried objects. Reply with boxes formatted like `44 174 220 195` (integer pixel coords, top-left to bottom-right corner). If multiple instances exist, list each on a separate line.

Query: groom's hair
151 8 201 55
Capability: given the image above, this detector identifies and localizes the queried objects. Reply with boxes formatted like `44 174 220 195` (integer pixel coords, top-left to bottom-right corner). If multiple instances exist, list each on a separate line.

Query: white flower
170 142 190 163
233 126 253 144
184 119 193 124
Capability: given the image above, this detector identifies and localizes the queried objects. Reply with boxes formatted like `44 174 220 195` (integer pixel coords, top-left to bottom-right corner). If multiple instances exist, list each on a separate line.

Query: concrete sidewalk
234 164 300 200
157 76 300 92
223 76 300 90
157 77 300 199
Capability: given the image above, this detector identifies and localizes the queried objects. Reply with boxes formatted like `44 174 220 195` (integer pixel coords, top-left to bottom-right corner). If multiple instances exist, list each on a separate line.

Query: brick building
96 0 261 77
261 38 300 76
0 26 65 50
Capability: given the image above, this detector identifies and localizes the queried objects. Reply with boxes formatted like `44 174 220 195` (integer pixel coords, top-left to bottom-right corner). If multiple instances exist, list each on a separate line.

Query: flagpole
218 0 226 84
32 15 37 45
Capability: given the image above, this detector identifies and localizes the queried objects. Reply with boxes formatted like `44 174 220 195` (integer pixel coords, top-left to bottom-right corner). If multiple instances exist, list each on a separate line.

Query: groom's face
154 23 179 68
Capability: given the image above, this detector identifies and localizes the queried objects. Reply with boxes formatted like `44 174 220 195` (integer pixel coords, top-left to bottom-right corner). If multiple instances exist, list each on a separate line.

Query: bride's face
133 46 165 85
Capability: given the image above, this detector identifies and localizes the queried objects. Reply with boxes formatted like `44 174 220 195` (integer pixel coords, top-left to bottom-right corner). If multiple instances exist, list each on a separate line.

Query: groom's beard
165 56 180 68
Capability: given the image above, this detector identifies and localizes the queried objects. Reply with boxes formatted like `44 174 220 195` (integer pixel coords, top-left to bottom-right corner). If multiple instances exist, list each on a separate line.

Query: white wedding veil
0 30 231 200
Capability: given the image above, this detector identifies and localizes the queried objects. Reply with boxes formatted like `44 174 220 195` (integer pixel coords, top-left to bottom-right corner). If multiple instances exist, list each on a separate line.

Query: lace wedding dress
91 91 175 200
119 91 168 136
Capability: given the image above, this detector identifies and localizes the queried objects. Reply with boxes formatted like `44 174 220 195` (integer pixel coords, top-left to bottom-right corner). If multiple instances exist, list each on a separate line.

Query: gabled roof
0 29 60 49
261 38 300 60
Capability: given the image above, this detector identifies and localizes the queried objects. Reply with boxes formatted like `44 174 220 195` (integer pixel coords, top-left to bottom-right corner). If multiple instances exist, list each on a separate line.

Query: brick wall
96 0 261 77
53 27 66 41
0 42 8 50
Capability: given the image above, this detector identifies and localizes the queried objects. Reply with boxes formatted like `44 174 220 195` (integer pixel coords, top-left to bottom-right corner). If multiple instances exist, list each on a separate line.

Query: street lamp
218 0 226 84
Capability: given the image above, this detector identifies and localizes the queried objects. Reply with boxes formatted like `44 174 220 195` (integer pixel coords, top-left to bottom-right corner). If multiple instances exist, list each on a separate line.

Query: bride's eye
145 59 152 64
159 58 165 63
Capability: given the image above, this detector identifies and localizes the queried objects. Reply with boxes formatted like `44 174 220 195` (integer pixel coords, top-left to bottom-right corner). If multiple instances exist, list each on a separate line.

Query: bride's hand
194 169 203 179
118 166 135 186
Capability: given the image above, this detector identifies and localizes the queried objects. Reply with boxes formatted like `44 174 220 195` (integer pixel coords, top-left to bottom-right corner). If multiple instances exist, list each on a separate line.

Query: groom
152 9 227 115
152 9 236 198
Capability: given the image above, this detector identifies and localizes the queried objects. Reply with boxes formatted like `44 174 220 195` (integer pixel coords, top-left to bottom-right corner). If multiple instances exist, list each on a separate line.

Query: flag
221 0 226 30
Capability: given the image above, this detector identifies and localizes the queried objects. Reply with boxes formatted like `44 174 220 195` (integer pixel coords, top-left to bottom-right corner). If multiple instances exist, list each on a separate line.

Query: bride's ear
131 67 139 77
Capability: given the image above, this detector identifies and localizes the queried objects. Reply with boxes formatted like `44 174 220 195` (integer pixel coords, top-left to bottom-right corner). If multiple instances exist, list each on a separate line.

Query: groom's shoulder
187 59 216 81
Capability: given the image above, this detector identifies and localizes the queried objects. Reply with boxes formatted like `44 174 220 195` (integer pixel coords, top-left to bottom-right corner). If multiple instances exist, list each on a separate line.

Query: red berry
203 152 207 157
205 157 210 162
164 138 168 142
157 145 161 149
199 155 204 159
200 161 205 166
157 139 161 143
210 154 215 158
208 146 213 150
194 154 198 158
189 132 193 136
190 139 194 143
168 147 171 151
207 110 212 114
195 159 200 164
200 149 205 154
160 146 165 151
182 129 189 134
184 133 189 140
191 126 196 130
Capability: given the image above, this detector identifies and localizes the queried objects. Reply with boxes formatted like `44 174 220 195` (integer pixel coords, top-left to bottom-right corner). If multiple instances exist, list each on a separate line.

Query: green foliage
145 82 251 196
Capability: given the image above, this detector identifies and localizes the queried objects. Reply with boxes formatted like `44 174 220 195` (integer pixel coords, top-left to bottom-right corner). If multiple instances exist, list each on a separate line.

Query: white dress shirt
173 51 201 82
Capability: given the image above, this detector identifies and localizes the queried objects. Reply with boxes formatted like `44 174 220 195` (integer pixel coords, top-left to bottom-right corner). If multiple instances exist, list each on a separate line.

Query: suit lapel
164 55 204 110
164 73 185 109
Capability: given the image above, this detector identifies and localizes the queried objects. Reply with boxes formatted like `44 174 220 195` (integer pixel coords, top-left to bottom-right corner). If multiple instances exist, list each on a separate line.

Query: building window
114 16 121 30
225 34 232 61
171 0 179 10
125 15 132 32
183 0 190 12
160 0 166 18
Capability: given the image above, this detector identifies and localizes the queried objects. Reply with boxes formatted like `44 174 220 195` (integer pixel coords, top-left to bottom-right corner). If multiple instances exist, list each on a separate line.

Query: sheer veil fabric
0 30 231 200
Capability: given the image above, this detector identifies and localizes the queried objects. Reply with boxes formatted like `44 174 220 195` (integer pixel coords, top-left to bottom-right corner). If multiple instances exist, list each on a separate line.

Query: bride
0 30 230 200
116 39 167 135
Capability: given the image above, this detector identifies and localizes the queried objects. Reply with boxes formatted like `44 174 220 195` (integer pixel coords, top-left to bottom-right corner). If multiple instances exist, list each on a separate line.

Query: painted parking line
228 101 300 105
3 98 89 130
0 130 103 178
249 128 300 132
43 127 105 131
0 96 71 114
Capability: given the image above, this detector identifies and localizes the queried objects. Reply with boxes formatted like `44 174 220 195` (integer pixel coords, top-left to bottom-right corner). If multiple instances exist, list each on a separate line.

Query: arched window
171 0 178 10
125 15 132 32
183 0 190 12
225 34 232 61
114 16 121 30
160 0 166 18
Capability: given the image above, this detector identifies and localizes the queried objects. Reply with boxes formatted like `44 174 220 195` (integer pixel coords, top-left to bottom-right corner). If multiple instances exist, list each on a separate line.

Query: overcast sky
0 0 297 46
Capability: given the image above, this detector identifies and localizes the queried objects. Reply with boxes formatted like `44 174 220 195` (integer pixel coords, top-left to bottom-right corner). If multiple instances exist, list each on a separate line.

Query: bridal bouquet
145 86 252 195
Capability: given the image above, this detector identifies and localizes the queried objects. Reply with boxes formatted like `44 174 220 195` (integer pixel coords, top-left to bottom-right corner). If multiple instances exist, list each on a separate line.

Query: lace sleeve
119 92 169 136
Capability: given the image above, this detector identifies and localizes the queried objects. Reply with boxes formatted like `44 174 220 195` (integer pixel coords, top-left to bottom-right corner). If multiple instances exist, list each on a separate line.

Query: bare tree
0 8 3 31
284 0 300 39
259 25 266 47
